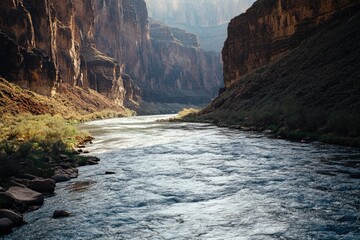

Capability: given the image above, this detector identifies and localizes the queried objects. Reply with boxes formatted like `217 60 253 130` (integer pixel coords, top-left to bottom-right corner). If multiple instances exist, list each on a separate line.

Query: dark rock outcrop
26 178 56 194
0 218 13 234
0 209 24 226
222 0 358 88
52 210 70 219
200 0 360 146
6 187 44 207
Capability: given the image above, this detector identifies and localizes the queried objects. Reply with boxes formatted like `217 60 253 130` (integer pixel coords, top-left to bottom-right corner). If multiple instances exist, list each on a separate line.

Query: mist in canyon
145 0 256 52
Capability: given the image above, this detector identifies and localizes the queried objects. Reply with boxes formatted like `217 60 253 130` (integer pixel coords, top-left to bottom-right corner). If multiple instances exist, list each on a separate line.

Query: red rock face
0 0 223 109
0 0 127 105
222 0 357 88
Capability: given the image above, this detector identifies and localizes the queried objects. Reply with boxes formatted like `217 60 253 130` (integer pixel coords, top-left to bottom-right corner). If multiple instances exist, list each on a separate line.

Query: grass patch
64 109 135 123
166 108 200 122
0 114 88 186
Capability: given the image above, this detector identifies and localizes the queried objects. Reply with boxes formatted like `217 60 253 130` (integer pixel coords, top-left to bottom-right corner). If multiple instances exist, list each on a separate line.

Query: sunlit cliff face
145 0 255 27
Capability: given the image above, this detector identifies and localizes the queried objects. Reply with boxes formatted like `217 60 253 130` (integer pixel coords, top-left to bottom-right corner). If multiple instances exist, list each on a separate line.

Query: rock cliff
0 0 222 114
146 19 222 104
223 0 358 88
0 0 125 106
198 0 360 147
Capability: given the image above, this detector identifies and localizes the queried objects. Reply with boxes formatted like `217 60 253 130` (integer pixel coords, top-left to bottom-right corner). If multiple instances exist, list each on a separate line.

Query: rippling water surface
6 115 360 239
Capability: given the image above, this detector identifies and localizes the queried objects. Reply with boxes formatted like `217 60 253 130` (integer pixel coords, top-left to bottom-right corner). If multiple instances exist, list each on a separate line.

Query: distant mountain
145 0 255 52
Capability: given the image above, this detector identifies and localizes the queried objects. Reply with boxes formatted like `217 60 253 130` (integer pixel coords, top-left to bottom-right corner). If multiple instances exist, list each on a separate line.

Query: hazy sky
146 0 256 27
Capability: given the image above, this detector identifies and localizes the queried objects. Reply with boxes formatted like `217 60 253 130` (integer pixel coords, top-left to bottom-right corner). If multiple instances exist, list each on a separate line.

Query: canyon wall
92 1 223 107
0 0 125 105
0 0 222 113
198 0 360 145
223 0 358 88
145 20 222 104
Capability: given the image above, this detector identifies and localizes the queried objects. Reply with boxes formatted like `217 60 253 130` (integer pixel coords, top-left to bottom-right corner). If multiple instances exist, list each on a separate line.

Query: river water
5 115 360 239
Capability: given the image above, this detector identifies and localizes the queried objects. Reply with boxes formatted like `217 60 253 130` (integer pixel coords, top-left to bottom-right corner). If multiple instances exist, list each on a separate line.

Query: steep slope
92 1 223 112
198 0 360 147
222 0 358 88
0 78 127 119
0 0 127 108
144 19 222 105
0 0 222 115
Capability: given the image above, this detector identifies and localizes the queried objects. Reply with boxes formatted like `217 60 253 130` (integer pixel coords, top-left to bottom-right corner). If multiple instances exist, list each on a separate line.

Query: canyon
0 0 222 116
198 0 360 147
145 0 255 52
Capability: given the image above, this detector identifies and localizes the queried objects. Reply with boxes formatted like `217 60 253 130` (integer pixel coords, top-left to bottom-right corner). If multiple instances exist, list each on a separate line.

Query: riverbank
172 108 360 148
6 115 359 239
0 114 106 235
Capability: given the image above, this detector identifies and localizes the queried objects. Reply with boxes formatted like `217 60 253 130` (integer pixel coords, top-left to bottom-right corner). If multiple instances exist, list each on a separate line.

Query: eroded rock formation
198 0 360 146
146 19 222 104
0 0 125 105
222 0 359 88
0 0 223 113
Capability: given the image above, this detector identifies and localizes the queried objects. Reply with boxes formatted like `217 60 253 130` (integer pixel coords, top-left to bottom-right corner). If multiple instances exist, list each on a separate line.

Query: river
5 115 360 239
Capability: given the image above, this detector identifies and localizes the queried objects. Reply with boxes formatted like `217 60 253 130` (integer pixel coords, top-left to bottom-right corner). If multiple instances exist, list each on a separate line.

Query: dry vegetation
0 78 134 120
0 114 88 186
0 78 135 186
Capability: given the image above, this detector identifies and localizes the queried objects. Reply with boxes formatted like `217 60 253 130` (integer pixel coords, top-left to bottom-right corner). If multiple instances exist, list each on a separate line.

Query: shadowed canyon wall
222 0 358 88
145 19 222 104
0 0 222 112
0 0 125 105
199 0 360 146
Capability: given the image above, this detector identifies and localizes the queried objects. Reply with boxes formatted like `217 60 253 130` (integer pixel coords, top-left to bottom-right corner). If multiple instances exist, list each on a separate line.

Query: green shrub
0 114 86 182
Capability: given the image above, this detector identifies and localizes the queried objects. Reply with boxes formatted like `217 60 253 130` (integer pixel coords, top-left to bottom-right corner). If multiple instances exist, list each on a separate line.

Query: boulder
6 187 44 206
83 136 94 142
86 156 100 163
84 156 100 165
27 178 56 194
0 193 15 208
20 174 37 180
53 210 70 219
58 154 69 160
52 174 70 183
68 172 78 179
0 209 24 226
87 160 99 165
0 218 13 234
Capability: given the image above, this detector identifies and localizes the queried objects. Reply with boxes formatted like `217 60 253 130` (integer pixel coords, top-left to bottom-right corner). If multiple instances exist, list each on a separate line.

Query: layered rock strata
0 0 223 113
146 19 222 104
0 0 125 106
223 0 359 88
